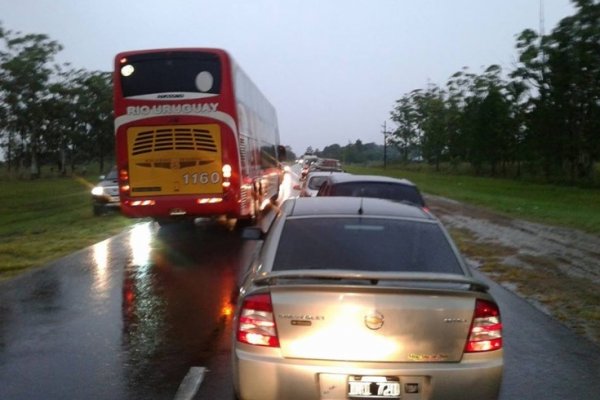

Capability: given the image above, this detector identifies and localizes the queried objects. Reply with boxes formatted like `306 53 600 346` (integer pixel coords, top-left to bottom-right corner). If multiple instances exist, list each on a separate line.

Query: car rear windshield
329 182 425 206
105 168 118 180
308 176 330 190
272 217 462 274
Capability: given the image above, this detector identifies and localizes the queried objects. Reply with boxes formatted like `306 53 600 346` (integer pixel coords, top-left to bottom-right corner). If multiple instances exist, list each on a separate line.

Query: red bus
113 48 285 224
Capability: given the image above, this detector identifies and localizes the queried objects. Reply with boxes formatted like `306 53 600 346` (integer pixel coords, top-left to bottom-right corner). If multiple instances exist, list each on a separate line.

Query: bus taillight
222 164 232 189
119 168 130 194
222 164 232 178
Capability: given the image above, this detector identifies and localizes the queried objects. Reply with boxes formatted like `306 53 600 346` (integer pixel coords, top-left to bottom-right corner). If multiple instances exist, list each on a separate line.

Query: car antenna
358 198 364 215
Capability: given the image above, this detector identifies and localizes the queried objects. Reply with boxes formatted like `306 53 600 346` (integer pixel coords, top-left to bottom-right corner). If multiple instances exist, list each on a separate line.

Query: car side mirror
241 226 265 241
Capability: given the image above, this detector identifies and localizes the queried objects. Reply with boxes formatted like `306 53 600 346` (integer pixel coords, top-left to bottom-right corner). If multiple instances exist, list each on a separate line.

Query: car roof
325 174 416 186
282 196 434 220
315 158 340 163
306 171 347 179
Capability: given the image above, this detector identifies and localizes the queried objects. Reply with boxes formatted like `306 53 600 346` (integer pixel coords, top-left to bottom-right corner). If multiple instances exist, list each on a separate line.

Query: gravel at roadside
427 195 600 346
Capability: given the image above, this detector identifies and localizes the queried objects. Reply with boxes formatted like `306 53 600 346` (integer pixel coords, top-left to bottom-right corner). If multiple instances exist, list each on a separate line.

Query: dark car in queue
91 166 120 215
233 196 503 400
316 174 426 208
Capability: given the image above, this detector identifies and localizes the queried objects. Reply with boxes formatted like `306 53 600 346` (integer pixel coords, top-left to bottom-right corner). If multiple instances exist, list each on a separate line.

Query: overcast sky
1 0 576 156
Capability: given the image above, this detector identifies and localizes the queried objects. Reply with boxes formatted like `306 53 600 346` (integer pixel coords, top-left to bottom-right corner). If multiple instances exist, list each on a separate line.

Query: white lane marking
173 366 207 400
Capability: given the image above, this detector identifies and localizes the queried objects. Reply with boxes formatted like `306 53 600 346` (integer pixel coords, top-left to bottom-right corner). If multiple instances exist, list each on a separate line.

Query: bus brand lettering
126 103 219 116
157 94 184 99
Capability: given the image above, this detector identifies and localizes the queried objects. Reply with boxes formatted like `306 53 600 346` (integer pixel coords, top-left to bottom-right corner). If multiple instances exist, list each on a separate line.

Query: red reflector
130 200 155 206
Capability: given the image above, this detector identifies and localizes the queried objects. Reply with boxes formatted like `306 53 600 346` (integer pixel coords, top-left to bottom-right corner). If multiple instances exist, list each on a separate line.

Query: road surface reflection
119 220 246 398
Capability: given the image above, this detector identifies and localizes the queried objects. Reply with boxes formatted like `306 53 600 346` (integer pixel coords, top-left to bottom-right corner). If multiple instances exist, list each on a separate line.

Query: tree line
0 23 113 178
388 0 600 185
304 141 404 165
3 1 599 184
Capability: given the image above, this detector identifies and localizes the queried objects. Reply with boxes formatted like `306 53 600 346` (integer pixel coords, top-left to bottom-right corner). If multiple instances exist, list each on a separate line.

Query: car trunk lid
269 282 478 363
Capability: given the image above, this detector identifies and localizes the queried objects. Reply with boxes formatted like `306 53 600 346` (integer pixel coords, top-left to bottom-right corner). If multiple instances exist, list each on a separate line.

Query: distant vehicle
294 170 347 197
91 166 120 215
113 48 285 224
300 156 318 179
233 196 503 400
308 157 343 173
301 154 318 164
316 173 426 208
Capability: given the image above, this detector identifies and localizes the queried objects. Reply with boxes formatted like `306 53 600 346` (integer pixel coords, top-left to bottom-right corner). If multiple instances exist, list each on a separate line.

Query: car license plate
348 376 400 399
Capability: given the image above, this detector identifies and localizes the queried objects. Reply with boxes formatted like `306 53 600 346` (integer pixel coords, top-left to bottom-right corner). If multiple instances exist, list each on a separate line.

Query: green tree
74 71 114 172
0 26 63 178
513 1 600 182
390 93 419 162
320 143 343 159
464 66 513 175
412 85 449 171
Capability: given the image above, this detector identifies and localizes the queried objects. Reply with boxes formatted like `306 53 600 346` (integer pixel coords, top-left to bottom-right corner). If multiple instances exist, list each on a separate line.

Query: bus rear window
119 52 222 98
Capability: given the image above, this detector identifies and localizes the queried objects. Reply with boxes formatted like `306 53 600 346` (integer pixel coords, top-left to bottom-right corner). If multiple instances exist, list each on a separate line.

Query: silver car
233 197 503 400
294 171 348 197
91 166 120 215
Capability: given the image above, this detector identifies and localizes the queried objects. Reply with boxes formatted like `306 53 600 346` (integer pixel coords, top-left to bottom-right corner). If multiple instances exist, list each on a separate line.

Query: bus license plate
348 376 401 399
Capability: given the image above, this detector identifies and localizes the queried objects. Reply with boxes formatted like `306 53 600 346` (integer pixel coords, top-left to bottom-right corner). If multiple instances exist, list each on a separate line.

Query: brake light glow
237 293 279 347
119 168 130 194
222 164 232 178
465 299 502 352
222 164 232 189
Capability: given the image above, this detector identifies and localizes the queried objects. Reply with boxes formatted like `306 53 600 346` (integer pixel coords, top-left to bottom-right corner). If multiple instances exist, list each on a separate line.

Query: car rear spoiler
252 270 489 292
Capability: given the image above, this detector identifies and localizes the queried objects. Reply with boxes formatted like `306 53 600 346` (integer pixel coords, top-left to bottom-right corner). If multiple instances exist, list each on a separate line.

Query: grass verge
0 174 134 280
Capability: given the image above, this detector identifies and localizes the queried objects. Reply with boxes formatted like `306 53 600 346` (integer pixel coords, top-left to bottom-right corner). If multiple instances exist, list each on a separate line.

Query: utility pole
382 121 390 169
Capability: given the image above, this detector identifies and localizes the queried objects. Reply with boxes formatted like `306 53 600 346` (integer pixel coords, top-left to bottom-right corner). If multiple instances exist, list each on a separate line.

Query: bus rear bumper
120 196 246 220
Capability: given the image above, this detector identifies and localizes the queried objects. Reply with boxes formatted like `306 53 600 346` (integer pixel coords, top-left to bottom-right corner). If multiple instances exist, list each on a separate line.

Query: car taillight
465 299 502 352
236 293 279 347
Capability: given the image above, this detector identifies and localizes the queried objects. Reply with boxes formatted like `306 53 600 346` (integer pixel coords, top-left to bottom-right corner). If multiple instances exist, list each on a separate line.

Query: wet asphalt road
1 167 600 399
0 219 249 400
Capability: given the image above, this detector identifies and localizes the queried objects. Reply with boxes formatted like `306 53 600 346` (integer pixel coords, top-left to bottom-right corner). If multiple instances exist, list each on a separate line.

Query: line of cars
231 161 504 399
